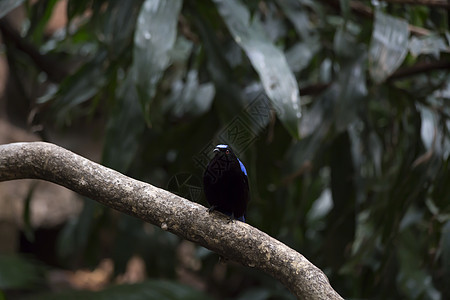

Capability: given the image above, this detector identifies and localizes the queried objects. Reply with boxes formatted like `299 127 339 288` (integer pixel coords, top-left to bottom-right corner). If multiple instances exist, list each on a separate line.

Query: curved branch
388 60 450 81
320 0 431 36
382 0 450 8
0 19 69 82
0 142 342 299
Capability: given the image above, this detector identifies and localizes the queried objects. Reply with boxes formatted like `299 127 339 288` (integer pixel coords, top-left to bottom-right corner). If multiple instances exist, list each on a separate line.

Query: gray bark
0 142 343 300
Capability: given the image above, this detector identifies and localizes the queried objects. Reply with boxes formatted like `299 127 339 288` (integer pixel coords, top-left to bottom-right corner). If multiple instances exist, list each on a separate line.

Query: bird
203 144 249 222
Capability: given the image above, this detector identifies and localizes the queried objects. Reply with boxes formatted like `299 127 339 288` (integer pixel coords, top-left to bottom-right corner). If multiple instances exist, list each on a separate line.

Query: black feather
203 145 249 222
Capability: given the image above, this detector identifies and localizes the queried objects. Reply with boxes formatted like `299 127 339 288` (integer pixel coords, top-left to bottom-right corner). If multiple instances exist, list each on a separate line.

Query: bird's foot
207 205 217 213
218 255 229 264
227 213 235 224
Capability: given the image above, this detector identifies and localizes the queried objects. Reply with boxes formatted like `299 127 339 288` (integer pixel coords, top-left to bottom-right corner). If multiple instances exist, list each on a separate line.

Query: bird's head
213 144 248 176
213 144 234 156
213 144 238 162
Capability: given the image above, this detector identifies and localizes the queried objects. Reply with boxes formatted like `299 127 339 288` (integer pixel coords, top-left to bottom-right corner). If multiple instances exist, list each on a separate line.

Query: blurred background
0 0 449 299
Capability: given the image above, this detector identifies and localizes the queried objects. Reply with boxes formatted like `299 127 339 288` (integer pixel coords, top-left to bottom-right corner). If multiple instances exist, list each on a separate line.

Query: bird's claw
227 213 235 224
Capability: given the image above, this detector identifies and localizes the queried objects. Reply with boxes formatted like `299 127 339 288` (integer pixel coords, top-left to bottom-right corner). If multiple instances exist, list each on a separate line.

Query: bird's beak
213 148 220 153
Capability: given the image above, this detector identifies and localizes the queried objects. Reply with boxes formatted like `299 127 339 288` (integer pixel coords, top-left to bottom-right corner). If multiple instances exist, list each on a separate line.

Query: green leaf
334 51 368 131
0 255 44 290
442 221 450 279
258 2 286 42
57 198 103 264
278 0 317 40
0 0 25 19
418 104 450 159
369 10 409 83
96 1 140 58
34 280 212 300
409 35 450 59
339 0 350 22
191 7 246 121
164 70 215 118
102 73 145 173
285 39 320 73
132 0 183 123
214 0 302 139
306 188 333 224
191 6 234 86
67 0 93 21
22 183 37 243
333 26 357 58
397 228 441 300
40 51 109 124
27 0 59 44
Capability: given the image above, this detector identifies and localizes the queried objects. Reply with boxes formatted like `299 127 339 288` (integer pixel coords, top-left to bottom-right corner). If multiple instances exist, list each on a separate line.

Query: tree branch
382 0 450 8
388 60 450 81
300 59 450 96
0 142 343 300
320 0 432 36
0 18 69 82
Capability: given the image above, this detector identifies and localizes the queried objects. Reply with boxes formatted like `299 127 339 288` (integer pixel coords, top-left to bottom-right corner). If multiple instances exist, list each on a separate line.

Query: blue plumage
203 145 249 222
238 159 247 176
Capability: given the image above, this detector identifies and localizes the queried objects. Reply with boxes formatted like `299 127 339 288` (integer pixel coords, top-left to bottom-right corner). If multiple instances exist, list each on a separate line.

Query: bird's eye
226 149 230 154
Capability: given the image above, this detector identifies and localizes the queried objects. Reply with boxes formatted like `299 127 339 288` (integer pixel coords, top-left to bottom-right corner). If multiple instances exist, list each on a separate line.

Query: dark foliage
1 0 449 299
